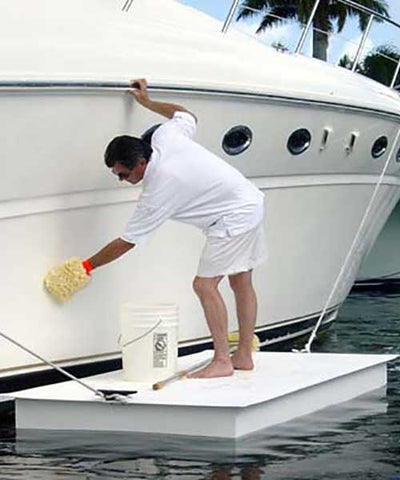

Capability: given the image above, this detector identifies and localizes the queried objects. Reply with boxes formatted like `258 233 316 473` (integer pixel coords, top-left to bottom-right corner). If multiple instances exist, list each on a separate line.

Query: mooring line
0 329 106 400
299 126 400 353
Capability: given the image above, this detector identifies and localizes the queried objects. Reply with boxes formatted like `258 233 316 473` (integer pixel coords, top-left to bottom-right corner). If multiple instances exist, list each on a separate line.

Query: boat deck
6 351 397 439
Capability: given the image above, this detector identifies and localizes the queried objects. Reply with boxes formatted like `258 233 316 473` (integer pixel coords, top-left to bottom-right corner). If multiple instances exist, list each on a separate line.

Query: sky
178 0 400 66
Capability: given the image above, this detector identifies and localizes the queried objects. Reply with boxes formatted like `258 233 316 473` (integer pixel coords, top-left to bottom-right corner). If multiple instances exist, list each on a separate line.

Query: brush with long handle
152 334 260 391
43 257 93 302
152 355 214 390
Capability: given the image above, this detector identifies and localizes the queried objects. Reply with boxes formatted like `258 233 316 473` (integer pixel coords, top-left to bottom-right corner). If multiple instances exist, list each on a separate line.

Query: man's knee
228 271 253 293
193 276 221 298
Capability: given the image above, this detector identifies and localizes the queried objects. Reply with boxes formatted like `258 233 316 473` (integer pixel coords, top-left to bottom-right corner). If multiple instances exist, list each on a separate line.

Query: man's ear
138 157 148 174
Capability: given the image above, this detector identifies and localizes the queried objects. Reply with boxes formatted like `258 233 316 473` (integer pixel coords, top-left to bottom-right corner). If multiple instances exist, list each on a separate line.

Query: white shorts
197 222 267 278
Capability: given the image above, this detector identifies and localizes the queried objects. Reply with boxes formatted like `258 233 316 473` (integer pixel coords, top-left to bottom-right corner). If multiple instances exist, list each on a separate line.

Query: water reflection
1 291 400 479
205 464 262 480
9 391 387 479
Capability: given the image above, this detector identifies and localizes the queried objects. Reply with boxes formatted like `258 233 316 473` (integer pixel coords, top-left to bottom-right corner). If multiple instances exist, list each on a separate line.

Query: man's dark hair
104 135 153 169
141 123 161 145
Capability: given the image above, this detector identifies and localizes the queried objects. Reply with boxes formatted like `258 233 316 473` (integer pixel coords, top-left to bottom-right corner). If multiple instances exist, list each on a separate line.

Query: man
86 78 266 378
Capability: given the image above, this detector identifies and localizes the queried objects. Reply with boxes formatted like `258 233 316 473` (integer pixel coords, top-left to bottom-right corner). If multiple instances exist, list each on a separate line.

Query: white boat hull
1 0 400 386
1 88 400 381
356 198 400 286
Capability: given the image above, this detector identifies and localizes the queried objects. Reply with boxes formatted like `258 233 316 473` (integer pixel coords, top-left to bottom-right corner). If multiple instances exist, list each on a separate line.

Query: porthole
141 123 162 145
287 128 311 155
397 147 400 163
222 126 253 156
371 136 388 159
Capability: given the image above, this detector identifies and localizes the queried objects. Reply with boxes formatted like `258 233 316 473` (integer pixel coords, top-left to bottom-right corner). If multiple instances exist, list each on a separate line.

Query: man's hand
128 78 151 108
44 257 92 302
128 77 197 121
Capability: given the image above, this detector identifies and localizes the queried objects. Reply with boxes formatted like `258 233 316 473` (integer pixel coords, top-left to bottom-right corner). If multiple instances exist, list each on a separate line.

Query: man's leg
228 270 257 370
190 275 234 378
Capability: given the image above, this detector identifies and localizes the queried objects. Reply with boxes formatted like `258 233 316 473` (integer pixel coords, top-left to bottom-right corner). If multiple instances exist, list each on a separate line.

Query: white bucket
120 303 178 382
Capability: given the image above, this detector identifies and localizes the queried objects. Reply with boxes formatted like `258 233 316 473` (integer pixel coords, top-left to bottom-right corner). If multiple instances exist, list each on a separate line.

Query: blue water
0 290 399 479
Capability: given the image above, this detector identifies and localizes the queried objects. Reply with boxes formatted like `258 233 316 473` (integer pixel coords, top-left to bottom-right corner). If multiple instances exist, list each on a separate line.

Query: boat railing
121 0 134 12
0 0 398 92
222 0 400 90
0 80 131 90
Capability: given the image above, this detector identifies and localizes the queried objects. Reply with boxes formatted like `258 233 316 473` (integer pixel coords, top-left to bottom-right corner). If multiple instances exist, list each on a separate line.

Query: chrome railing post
295 0 321 54
351 14 374 72
121 0 133 12
222 0 241 34
390 60 400 89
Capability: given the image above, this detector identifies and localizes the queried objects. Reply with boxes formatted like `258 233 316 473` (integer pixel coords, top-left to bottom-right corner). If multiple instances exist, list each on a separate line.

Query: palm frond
340 0 389 30
237 0 272 21
255 4 298 32
237 0 295 21
329 2 348 32
235 0 392 61
360 0 389 17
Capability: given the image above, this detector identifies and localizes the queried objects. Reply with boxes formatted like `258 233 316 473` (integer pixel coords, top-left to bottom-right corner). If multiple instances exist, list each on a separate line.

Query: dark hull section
352 278 400 292
0 308 338 395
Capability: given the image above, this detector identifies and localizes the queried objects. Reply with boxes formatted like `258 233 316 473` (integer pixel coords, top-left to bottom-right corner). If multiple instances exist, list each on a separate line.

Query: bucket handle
118 318 163 349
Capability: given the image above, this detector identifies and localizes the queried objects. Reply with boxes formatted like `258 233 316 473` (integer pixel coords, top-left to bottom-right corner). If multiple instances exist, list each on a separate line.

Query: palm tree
339 44 400 86
361 44 400 86
338 52 353 69
237 0 389 61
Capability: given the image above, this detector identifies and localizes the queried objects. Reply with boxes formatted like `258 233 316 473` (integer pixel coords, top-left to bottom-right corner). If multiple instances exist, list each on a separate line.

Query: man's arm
88 238 135 270
129 78 197 122
43 238 134 302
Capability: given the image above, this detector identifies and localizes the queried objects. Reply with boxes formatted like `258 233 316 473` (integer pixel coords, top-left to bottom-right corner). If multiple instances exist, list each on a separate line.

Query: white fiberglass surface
0 0 399 115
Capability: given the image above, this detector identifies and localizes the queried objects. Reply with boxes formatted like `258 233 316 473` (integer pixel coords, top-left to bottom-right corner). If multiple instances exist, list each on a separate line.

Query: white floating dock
6 351 397 439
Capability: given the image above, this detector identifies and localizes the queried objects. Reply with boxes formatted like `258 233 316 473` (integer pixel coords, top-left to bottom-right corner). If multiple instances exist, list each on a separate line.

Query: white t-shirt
121 111 264 245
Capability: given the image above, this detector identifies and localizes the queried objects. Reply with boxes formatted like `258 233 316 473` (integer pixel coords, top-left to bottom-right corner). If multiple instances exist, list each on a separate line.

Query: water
0 290 399 479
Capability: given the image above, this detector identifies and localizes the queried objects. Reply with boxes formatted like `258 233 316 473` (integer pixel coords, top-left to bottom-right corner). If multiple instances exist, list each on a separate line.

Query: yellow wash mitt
228 332 260 352
44 257 91 302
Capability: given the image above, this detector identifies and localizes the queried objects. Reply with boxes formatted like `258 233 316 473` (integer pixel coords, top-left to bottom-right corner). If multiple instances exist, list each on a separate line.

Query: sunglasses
116 171 131 181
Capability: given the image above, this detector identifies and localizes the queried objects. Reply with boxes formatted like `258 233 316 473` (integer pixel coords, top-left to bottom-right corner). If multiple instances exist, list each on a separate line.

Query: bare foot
231 351 254 370
188 358 234 379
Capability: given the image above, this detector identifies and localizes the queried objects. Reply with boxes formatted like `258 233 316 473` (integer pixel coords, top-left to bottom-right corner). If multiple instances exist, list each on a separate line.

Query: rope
363 269 400 281
377 270 400 280
0 317 165 402
298 126 400 353
0 329 107 400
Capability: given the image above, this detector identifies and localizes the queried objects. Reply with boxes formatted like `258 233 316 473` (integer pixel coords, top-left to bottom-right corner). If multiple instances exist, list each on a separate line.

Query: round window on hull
287 128 312 155
396 147 400 163
371 136 388 159
222 126 253 156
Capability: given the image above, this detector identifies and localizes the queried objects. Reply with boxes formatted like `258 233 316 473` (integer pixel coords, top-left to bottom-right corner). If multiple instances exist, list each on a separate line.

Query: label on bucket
153 332 168 368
